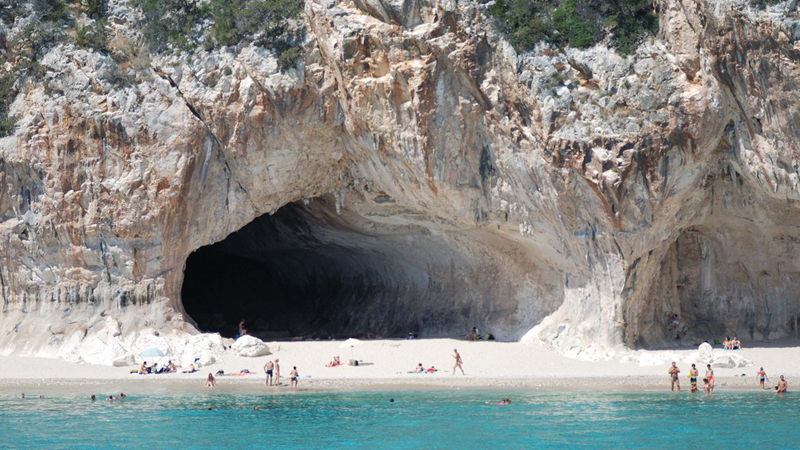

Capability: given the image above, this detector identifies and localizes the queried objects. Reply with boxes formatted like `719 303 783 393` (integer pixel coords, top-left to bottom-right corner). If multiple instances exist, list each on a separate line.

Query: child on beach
757 367 768 389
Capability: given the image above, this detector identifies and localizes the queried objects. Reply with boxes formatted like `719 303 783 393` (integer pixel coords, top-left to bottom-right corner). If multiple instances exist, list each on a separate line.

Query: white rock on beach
684 343 715 365
231 335 271 357
711 352 752 369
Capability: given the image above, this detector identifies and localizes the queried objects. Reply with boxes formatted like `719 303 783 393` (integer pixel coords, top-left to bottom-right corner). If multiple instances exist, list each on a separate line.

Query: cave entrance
181 197 399 339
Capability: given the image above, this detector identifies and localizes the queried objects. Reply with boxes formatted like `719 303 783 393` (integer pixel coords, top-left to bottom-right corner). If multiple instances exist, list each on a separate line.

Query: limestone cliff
1 0 800 363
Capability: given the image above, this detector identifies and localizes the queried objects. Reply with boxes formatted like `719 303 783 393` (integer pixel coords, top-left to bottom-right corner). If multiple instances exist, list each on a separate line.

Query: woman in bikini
705 364 714 391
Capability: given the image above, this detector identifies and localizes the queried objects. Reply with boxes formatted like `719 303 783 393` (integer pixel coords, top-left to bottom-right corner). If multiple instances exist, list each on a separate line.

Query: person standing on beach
757 367 768 389
289 367 299 391
668 362 680 391
274 358 280 386
705 364 714 392
689 364 699 392
264 359 275 386
775 375 788 393
452 349 465 375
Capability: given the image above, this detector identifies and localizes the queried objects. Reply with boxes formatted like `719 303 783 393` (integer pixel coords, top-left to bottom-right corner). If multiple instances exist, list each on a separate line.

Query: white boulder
711 352 752 369
231 335 271 357
684 342 714 365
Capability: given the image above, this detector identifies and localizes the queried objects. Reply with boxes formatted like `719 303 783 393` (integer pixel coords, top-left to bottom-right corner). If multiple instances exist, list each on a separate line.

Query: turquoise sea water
2 389 799 449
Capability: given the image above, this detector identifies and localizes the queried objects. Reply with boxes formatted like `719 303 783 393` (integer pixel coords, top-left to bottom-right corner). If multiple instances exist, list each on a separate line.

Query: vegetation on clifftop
132 0 306 70
488 0 658 54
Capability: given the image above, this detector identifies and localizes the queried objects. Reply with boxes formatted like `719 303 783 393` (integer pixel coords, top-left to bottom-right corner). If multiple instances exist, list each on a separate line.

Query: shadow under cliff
181 196 560 340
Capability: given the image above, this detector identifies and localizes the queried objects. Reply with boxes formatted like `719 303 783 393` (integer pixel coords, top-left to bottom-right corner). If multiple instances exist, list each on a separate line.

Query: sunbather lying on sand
325 356 341 367
408 363 424 373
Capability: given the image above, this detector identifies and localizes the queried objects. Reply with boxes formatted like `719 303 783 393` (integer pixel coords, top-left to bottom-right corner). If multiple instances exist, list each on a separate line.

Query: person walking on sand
668 362 680 391
452 349 465 375
757 367 768 389
264 359 274 386
705 364 715 392
274 358 280 386
290 366 299 391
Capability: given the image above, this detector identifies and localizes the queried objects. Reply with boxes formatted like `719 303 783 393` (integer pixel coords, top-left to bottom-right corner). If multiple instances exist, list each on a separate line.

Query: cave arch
181 196 555 340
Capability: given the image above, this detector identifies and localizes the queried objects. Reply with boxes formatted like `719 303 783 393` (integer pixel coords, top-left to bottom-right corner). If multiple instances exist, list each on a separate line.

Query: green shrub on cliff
0 70 16 137
132 0 305 70
489 0 657 54
76 19 109 52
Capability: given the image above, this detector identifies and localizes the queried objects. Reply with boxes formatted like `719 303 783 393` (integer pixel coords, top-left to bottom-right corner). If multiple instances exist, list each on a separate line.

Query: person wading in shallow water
705 364 715 392
452 349 465 375
668 362 680 391
264 359 274 386
290 367 299 391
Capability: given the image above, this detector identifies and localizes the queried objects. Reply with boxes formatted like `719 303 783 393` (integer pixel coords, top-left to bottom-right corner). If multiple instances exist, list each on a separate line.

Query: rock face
2 0 800 363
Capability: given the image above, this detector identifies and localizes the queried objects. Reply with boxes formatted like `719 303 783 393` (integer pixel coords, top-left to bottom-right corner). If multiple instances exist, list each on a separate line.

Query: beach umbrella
139 348 165 359
339 338 362 361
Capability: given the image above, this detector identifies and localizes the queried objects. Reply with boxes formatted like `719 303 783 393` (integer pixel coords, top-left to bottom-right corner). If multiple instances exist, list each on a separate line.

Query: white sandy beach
1 338 798 394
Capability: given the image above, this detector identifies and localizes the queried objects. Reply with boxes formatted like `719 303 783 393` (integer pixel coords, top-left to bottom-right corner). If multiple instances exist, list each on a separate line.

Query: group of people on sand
138 360 177 374
464 327 494 341
755 367 788 393
409 363 438 373
263 358 299 390
669 362 788 393
669 362 716 393
410 349 464 375
721 336 742 350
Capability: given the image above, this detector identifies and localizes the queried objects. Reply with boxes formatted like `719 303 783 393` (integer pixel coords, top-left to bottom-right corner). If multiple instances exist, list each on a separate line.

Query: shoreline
0 375 786 394
2 338 797 395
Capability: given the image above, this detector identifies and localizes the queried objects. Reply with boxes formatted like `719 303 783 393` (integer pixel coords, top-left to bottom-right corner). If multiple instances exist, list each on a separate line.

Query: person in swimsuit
668 362 680 391
411 363 424 373
274 359 280 386
732 336 741 349
722 337 731 349
689 364 699 392
705 364 714 391
264 360 274 386
452 349 465 375
206 373 216 387
775 375 788 393
702 378 710 393
289 366 299 391
757 367 768 389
